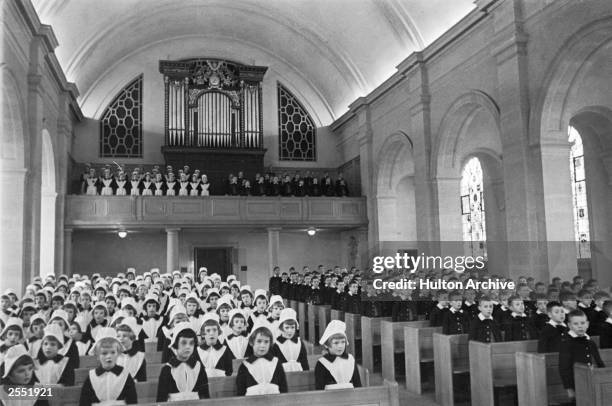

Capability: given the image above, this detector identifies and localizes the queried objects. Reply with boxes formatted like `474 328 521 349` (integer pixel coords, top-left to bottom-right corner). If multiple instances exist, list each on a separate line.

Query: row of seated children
0 270 362 405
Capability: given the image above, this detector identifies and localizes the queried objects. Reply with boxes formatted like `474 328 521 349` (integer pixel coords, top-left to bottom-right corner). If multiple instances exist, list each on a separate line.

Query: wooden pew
52 366 372 406
137 381 400 406
298 302 307 340
469 340 538 406
433 333 470 406
345 312 361 360
330 309 344 322
404 325 441 394
361 316 391 373
318 305 331 342
517 348 612 406
307 304 317 343
381 320 429 382
79 351 162 368
575 363 612 406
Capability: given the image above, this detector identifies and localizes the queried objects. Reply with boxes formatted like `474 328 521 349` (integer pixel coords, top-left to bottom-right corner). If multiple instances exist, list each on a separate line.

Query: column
63 228 73 276
166 228 180 273
267 227 281 277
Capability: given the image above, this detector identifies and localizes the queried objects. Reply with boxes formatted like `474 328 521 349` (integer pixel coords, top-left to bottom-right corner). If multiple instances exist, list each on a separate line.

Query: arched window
277 83 316 161
460 157 487 258
568 126 591 258
100 75 143 158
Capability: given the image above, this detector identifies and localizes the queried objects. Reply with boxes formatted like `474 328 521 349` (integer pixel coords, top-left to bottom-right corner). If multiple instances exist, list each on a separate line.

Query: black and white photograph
2 0 612 405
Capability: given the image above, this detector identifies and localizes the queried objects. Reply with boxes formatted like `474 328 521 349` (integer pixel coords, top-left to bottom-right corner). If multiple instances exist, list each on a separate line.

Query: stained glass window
278 83 316 161
100 75 143 158
460 157 487 258
568 126 591 258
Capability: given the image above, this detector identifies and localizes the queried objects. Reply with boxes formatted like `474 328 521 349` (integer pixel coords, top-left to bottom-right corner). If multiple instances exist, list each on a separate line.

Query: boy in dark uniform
442 291 470 335
531 293 550 332
468 296 502 343
429 290 449 327
505 295 539 341
598 300 612 349
559 309 605 401
538 301 568 353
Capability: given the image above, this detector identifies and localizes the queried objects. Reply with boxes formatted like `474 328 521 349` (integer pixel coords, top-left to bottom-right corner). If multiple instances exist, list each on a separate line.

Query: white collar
606 317 612 325
511 312 526 318
436 303 446 310
547 320 566 328
450 308 463 314
578 302 589 309
536 309 544 315
568 330 590 339
478 313 493 321
464 301 474 307
595 306 603 312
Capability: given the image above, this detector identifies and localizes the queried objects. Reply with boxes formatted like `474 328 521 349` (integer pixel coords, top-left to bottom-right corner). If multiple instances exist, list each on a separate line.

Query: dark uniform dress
468 314 502 343
118 345 147 382
196 341 234 377
537 321 568 353
343 292 362 314
559 331 605 390
532 310 549 332
429 304 449 327
268 276 282 296
314 352 362 390
505 313 539 341
236 353 288 396
79 365 137 406
442 308 470 335
598 319 612 349
271 336 309 372
156 355 210 401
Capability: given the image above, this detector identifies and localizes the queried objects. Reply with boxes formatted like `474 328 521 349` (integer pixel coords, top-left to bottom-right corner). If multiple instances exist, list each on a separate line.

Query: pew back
361 316 391 373
345 312 361 357
517 348 612 406
575 364 612 406
381 320 429 382
317 305 332 343
469 340 538 406
404 326 441 394
298 302 307 341
433 333 469 406
307 304 316 343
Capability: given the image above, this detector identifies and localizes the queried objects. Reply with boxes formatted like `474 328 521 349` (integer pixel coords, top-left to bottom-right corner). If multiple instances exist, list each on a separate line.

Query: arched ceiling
32 0 475 124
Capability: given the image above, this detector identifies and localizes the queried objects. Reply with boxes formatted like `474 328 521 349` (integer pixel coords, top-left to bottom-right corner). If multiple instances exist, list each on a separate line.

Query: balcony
65 195 368 229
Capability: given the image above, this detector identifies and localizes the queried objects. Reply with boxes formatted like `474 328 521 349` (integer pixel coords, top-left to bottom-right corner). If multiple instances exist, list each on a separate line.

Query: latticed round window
277 83 316 161
100 75 143 158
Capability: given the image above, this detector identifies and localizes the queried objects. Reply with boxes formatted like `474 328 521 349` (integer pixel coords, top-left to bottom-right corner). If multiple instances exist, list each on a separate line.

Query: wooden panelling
65 196 367 228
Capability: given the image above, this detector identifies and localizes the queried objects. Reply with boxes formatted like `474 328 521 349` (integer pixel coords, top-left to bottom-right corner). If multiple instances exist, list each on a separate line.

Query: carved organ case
159 58 268 150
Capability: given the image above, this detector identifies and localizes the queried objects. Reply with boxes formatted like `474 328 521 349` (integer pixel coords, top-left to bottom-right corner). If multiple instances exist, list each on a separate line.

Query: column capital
266 227 282 233
165 227 181 233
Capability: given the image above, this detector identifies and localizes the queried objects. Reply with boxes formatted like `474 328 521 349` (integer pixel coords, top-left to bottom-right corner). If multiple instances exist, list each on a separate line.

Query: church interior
2 0 612 404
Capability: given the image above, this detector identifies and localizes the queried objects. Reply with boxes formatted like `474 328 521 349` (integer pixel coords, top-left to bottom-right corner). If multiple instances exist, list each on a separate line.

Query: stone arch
373 132 417 243
534 18 612 285
432 90 506 273
0 64 26 167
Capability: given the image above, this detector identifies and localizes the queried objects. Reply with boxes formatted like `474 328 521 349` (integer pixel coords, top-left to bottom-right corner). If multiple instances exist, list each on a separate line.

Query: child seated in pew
239 286 255 321
267 295 285 338
531 293 549 332
588 291 610 336
157 322 210 401
185 292 204 326
0 318 25 365
315 319 361 390
205 288 220 312
559 291 577 322
69 317 92 356
28 314 46 358
140 294 163 342
537 301 568 353
217 295 234 339
442 291 470 335
598 300 612 349
48 310 80 370
116 317 146 382
468 296 502 343
104 294 118 317
85 302 109 344
79 328 138 406
0 345 49 406
505 295 539 341
34 324 74 386
429 290 449 327
225 309 249 359
157 303 188 362
492 290 512 329
248 289 269 332
120 298 147 351
559 309 605 400
237 320 288 396
272 308 309 372
577 289 595 322
461 288 479 320
197 313 234 377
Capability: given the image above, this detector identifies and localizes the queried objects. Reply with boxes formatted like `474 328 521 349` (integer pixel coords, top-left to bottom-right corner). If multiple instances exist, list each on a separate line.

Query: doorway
194 247 232 280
